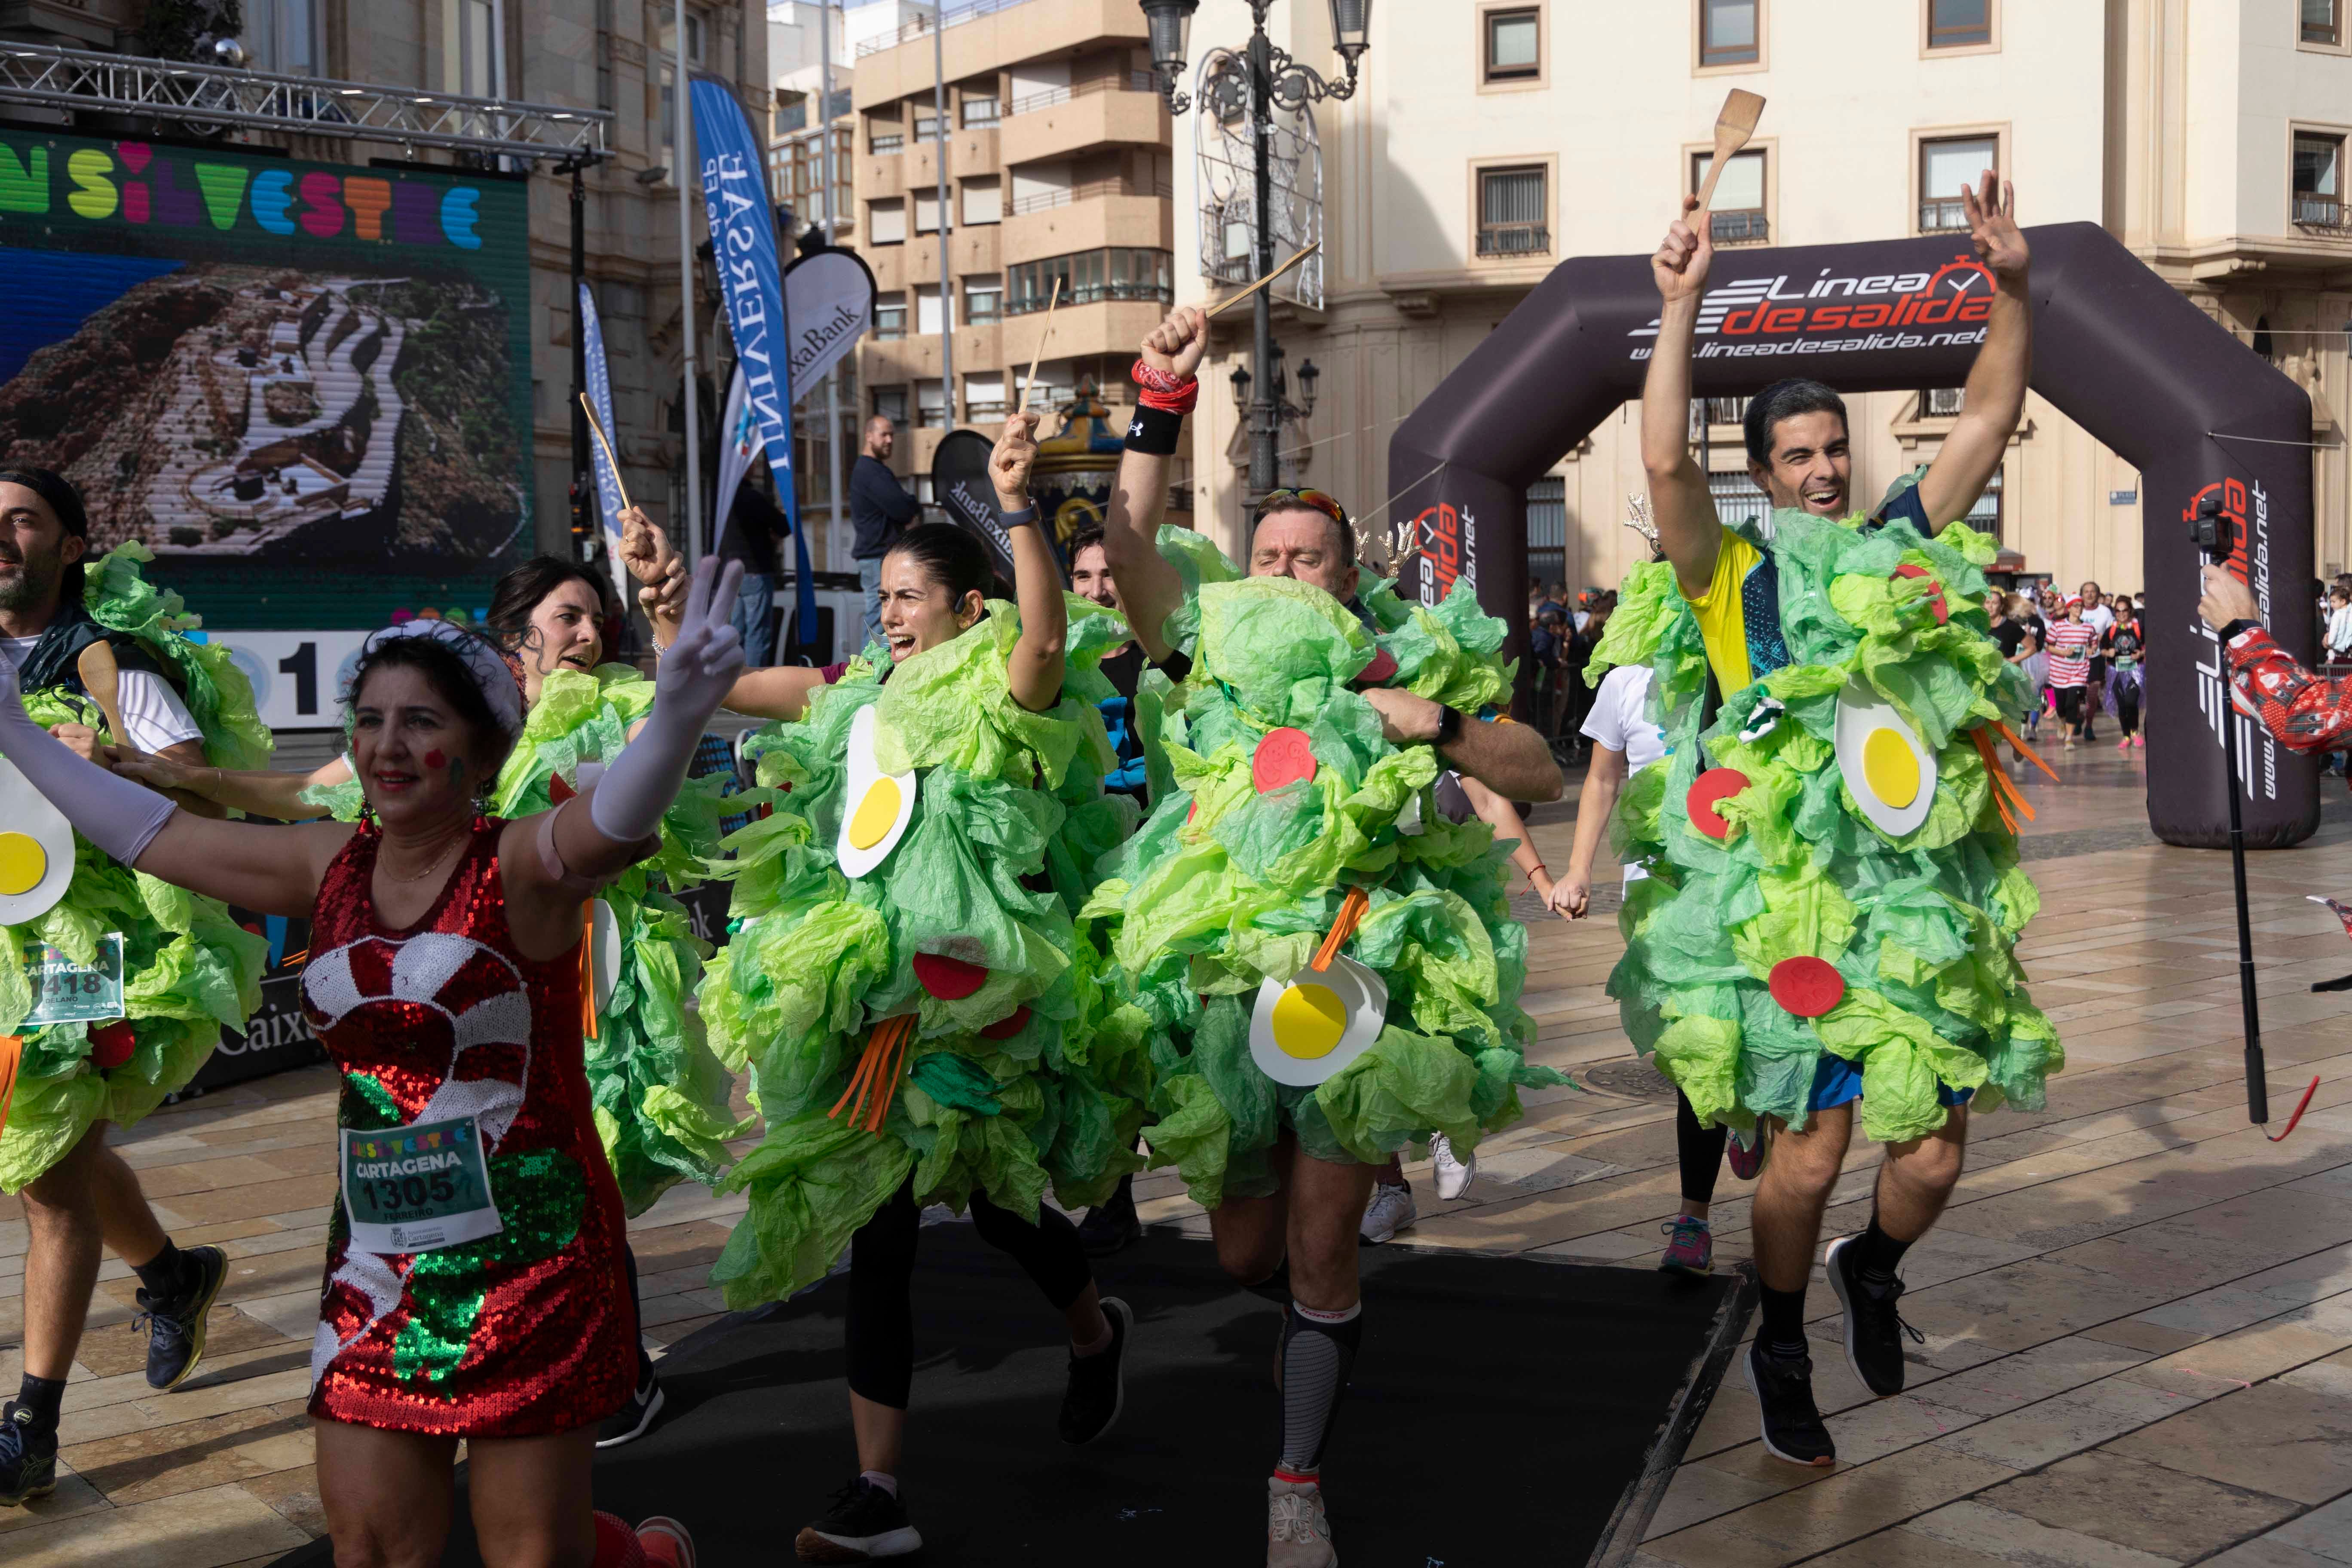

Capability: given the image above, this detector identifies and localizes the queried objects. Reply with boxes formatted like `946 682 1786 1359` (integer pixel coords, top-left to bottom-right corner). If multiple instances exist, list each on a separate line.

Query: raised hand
1140 304 1210 382
1652 195 1713 305
657 556 748 715
1962 171 2027 282
617 506 674 585
992 411 1041 507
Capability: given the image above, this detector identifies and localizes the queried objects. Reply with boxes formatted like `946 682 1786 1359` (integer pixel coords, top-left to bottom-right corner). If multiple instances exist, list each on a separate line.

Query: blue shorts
1807 1054 1975 1112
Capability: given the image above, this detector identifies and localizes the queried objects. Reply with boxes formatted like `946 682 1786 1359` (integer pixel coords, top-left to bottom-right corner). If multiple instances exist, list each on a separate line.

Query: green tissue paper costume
1080 530 1567 1210
0 546 270 1192
1593 511 2060 1145
489 665 756 1216
702 597 1152 1308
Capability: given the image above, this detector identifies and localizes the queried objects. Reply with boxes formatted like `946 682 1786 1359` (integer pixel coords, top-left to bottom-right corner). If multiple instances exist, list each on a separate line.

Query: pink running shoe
1727 1130 1765 1181
2133 734 2146 749
1658 1216 1714 1277
2117 737 2132 751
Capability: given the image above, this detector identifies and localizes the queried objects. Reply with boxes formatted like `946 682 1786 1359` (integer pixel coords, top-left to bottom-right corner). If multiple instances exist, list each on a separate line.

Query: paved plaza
4 741 2351 1566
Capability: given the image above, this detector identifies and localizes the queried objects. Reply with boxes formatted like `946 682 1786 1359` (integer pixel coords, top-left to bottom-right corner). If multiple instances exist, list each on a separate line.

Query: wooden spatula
1691 89 1766 219
76 640 129 747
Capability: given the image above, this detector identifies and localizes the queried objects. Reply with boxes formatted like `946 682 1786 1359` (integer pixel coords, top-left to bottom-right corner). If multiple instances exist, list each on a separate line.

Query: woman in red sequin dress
0 559 751 1568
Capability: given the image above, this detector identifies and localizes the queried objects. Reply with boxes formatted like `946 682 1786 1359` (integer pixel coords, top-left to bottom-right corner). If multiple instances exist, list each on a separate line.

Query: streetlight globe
1229 362 1253 413
1329 0 1372 62
1138 0 1199 78
1297 358 1320 410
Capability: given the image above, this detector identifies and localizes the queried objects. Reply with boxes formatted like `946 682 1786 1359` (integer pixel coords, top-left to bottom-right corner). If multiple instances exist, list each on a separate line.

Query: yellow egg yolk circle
1861 728 1921 809
0 831 48 897
847 777 903 849
1269 981 1349 1059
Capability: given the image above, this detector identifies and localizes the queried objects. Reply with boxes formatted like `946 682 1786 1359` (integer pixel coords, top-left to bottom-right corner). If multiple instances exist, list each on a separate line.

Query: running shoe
636 1516 696 1568
597 1363 667 1448
1743 1343 1835 1467
1357 1182 1416 1245
795 1477 921 1562
1076 1174 1142 1257
1058 1296 1131 1445
1430 1133 1476 1200
0 1403 56 1507
1727 1129 1765 1181
136 1243 227 1392
1825 1234 1925 1398
2133 734 2145 750
1267 1475 1339 1568
1657 1216 1713 1277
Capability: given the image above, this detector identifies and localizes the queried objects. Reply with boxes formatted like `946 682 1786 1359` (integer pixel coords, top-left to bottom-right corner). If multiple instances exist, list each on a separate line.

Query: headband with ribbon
359 619 527 736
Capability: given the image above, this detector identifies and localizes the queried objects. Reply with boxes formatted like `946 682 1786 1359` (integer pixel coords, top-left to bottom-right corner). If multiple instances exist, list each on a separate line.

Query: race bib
340 1114 502 1254
22 934 124 1028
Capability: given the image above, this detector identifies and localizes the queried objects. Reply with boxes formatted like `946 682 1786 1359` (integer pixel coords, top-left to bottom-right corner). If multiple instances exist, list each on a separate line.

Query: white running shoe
1430 1133 1476 1200
1268 1476 1338 1567
1358 1182 1416 1245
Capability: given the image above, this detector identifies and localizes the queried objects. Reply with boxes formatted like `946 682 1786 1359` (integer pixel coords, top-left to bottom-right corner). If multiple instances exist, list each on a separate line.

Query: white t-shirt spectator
2 634 204 754
1580 663 1667 884
2082 603 2116 638
2328 603 2352 660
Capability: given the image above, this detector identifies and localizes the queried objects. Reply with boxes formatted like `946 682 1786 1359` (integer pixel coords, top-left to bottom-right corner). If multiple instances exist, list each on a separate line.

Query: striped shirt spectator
2045 618 2095 688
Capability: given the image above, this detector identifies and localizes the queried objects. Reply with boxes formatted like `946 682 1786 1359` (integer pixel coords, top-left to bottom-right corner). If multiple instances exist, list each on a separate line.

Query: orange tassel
579 904 600 1042
0 1034 21 1142
1969 729 2038 828
1311 886 1371 973
1995 720 2060 783
833 1014 915 1133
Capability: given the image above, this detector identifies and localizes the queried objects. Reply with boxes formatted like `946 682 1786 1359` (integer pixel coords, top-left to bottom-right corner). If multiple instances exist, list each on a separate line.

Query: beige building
850 0 1183 527
1173 0 2352 599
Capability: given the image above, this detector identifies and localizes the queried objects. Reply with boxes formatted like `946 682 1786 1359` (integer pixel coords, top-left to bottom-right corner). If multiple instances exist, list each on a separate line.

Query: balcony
2293 193 2348 233
1920 198 1969 233
861 153 906 200
1001 80 1169 166
852 0 1149 98
1004 192 1171 263
1711 210 1770 246
1008 70 1156 116
1476 221 1550 258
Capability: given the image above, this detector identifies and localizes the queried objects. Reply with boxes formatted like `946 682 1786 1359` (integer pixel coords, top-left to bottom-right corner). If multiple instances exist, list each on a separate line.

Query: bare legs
18 1121 171 1381
314 1419 600 1568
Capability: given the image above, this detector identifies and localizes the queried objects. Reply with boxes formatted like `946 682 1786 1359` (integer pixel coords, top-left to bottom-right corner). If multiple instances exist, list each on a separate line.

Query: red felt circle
912 953 989 1000
1769 956 1847 1019
1354 647 1400 687
1252 728 1319 794
88 1020 137 1070
979 1005 1032 1041
1185 798 1198 824
1685 768 1752 840
1893 563 1950 625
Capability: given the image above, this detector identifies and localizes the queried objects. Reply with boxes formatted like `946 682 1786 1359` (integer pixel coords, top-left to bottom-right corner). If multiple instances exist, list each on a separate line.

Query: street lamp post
1141 1 1368 504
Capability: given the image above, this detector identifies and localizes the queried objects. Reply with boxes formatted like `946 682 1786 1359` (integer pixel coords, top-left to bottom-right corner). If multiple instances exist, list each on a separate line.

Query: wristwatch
997 505 1038 530
2219 619 2261 643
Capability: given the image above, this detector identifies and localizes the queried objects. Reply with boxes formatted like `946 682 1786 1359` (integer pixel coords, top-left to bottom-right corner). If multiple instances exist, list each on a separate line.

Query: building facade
1173 0 2352 601
849 0 1183 533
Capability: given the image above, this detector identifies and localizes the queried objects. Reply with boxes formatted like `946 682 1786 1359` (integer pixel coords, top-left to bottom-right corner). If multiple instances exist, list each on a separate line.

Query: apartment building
850 0 1179 516
1173 0 2352 597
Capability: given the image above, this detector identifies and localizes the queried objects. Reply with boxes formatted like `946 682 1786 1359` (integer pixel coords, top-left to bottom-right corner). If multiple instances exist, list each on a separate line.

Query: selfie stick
2201 497 2268 1126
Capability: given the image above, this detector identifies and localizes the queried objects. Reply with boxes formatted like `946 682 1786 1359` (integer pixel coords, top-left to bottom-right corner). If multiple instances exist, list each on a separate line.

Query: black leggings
1677 1092 1727 1207
845 1179 1093 1408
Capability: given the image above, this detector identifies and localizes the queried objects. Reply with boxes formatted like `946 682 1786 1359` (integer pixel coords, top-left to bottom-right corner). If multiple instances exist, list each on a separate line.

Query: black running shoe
595 1363 667 1449
1058 1295 1131 1445
1076 1175 1142 1257
794 1476 921 1562
136 1243 227 1392
0 1403 57 1507
1825 1234 1925 1398
1743 1343 1835 1467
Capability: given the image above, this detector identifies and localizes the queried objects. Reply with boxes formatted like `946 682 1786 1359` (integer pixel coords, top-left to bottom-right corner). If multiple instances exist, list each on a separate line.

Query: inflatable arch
1387 221 2316 849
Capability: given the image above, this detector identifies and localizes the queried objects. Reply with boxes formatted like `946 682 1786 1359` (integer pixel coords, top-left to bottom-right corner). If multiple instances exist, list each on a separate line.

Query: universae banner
689 74 815 649
579 282 628 600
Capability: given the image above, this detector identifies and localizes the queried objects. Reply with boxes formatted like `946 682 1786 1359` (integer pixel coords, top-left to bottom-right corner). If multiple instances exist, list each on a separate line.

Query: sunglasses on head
1251 488 1348 527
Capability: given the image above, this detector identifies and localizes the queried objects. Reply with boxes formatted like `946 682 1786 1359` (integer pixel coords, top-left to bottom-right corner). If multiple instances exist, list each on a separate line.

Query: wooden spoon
1690 89 1766 220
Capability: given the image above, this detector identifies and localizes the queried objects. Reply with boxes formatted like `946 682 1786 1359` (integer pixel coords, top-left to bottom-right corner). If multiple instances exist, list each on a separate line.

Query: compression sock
1277 1301 1363 1478
1757 1284 1810 1362
1855 1213 1914 1288
591 1511 648 1568
131 1241 191 1302
13 1375 64 1433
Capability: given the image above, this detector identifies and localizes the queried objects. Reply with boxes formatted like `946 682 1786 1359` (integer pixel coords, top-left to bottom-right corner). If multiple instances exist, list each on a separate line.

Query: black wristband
1435 705 1464 747
1124 405 1183 456
997 504 1038 530
2220 619 2261 643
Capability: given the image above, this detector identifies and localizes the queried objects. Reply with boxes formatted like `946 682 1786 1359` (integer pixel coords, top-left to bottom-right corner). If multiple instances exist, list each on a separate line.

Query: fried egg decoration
1248 955 1389 1088
0 756 74 927
1832 679 1937 837
837 704 916 879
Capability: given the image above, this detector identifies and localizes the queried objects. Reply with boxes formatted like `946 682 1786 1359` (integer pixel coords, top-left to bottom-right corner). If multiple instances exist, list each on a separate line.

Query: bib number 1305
340 1114 503 1254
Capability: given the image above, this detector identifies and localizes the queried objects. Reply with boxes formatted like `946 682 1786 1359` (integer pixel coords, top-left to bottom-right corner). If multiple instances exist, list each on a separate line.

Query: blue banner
578 282 628 597
690 75 817 652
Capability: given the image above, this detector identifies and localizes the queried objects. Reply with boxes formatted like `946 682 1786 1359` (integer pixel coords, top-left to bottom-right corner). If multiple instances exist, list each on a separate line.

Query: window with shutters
1476 164 1550 257
869 199 906 245
1699 0 1760 69
1481 6 1542 86
1917 133 1998 233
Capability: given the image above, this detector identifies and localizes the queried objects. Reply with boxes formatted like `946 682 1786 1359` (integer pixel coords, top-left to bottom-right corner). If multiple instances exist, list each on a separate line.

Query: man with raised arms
1635 172 2038 1467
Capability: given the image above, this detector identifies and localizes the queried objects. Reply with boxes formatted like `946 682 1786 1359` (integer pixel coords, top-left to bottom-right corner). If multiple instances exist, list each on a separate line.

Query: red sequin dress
302 818 635 1436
